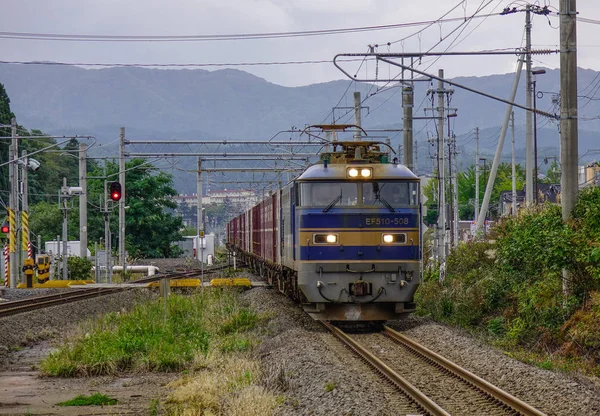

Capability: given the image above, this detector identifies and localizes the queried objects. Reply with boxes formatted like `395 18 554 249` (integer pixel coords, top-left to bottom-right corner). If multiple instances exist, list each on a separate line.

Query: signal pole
560 0 578 296
9 117 18 288
119 128 126 275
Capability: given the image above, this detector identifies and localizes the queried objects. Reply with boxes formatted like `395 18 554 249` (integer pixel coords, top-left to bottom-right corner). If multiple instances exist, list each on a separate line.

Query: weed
57 393 118 406
325 382 337 392
148 398 160 416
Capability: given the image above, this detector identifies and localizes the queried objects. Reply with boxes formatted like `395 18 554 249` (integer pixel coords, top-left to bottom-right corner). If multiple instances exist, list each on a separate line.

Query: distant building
579 162 600 188
498 184 561 216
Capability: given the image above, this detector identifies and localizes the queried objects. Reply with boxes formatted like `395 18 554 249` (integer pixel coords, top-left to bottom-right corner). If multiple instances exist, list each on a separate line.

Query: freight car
226 131 421 321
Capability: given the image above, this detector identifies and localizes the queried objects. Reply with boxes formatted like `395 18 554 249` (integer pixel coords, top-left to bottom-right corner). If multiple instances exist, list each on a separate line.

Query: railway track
321 322 547 416
0 287 126 318
131 264 231 284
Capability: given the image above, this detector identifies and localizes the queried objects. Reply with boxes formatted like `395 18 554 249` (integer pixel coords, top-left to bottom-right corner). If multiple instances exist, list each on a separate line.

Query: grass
57 393 118 406
40 288 258 377
41 287 282 415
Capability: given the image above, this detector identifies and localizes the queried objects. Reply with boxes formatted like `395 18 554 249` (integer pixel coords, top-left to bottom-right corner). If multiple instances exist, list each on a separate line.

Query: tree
87 159 183 258
0 82 15 193
543 159 561 184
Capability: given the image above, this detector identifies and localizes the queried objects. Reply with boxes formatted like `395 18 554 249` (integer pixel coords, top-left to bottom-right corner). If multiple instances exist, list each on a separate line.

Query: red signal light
109 182 122 202
1 224 8 233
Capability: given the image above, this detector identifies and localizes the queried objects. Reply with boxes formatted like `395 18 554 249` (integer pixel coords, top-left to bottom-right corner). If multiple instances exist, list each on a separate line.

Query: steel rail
0 288 99 311
383 326 547 416
321 321 450 416
0 288 125 318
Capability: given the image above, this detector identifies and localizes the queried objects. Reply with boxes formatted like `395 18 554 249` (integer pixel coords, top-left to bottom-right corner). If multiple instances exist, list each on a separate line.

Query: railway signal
110 182 122 202
1 221 8 234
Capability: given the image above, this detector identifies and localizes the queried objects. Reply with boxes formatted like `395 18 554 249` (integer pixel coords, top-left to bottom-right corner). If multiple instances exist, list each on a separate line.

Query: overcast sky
2 0 599 87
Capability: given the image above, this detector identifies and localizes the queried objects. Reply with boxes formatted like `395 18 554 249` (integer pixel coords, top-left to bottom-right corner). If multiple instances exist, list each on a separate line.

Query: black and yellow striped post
8 208 15 254
21 211 29 254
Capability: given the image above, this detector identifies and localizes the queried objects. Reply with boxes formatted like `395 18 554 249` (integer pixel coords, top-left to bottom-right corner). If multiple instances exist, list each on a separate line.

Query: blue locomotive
226 130 421 321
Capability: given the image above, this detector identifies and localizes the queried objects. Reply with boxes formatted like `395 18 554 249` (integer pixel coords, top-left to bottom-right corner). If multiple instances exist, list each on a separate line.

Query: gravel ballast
242 284 600 416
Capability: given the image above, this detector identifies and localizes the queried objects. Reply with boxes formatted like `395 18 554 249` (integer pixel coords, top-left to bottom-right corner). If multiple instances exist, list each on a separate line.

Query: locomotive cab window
363 182 419 207
299 182 359 207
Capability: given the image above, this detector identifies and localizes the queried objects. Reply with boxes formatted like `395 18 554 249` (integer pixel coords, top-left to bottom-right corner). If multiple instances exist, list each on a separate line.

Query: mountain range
1 63 598 191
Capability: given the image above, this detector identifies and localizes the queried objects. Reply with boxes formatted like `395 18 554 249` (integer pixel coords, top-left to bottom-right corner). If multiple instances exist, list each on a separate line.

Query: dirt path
0 340 178 415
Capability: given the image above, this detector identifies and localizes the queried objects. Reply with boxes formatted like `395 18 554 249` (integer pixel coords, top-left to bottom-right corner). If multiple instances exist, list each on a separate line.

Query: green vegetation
418 186 600 376
66 256 93 280
57 393 118 406
42 287 280 414
41 289 258 376
325 382 337 392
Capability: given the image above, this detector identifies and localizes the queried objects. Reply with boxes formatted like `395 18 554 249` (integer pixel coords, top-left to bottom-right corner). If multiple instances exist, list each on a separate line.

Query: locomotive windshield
298 181 418 207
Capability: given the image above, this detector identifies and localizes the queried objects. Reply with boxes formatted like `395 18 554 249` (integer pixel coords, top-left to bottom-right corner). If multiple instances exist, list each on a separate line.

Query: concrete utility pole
436 69 446 262
476 56 524 231
525 5 534 205
475 127 480 221
61 177 68 280
452 135 459 246
413 138 418 175
511 112 517 215
79 143 87 258
560 0 578 296
119 128 126 275
103 178 111 283
403 86 414 171
353 91 362 141
197 157 203 254
9 118 18 288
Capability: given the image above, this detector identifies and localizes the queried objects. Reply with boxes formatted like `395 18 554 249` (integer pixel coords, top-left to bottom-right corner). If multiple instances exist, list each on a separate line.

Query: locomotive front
295 141 421 321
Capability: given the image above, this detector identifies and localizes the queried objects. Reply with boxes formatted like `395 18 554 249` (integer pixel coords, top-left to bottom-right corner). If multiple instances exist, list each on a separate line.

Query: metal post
104 179 112 283
403 86 414 171
476 56 524 231
525 5 534 205
94 242 99 283
560 0 578 296
353 91 362 141
79 143 87 258
197 157 203 248
475 127 480 221
119 127 126 275
436 69 446 262
511 112 517 215
413 138 418 175
452 136 459 246
61 177 68 280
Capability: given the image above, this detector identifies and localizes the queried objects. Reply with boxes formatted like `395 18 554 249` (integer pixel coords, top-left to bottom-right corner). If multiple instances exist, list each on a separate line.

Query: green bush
67 256 93 281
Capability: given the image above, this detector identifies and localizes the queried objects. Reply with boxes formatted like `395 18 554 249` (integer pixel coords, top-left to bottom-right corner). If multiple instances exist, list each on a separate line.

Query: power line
0 58 366 68
0 15 506 42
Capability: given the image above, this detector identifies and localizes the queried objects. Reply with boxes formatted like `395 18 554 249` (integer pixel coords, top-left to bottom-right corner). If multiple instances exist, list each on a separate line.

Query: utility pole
79 143 87 258
61 177 69 280
476 56 524 231
403 86 414 171
413 138 418 175
525 5 534 205
452 135 459 246
103 178 112 283
475 127 480 221
511 112 517 215
353 91 362 141
119 127 126 275
197 157 203 254
560 0 578 296
436 69 446 262
9 118 18 288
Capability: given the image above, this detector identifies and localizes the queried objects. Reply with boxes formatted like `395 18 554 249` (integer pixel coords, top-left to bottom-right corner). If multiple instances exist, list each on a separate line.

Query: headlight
314 233 338 244
348 168 359 178
382 233 407 244
361 168 372 177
